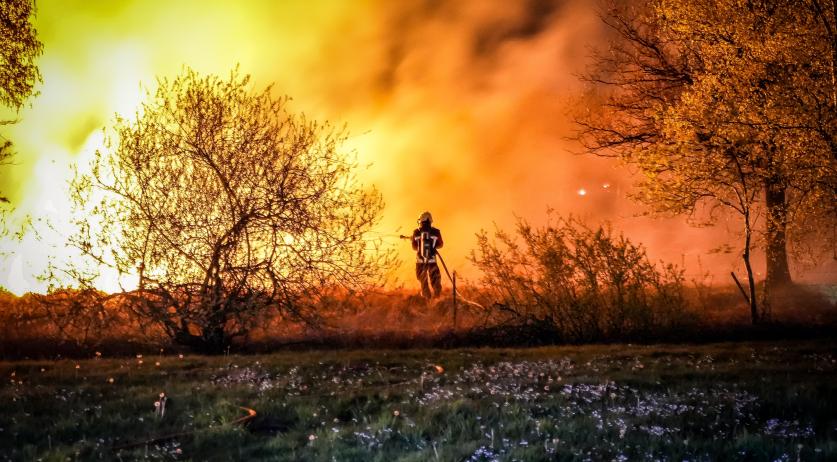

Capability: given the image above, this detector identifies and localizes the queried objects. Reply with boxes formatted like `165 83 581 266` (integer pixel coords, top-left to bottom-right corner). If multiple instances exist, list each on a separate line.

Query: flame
0 0 774 295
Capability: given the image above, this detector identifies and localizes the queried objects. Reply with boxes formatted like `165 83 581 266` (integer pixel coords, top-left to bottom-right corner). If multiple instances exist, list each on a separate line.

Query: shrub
469 214 689 342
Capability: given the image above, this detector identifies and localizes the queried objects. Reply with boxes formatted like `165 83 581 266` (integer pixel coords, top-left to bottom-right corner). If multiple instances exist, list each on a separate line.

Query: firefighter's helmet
418 211 433 224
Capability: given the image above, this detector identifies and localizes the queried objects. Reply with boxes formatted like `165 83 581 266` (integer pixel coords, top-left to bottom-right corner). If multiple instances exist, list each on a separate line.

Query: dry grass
0 284 835 358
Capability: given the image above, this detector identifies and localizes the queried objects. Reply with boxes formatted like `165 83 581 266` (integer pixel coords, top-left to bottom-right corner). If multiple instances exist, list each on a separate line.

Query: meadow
1 340 835 461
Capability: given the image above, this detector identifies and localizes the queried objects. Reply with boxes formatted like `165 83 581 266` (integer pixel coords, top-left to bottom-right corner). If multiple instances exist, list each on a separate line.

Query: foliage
1 342 835 460
469 214 688 342
0 0 43 205
0 0 42 111
576 0 837 316
66 68 390 353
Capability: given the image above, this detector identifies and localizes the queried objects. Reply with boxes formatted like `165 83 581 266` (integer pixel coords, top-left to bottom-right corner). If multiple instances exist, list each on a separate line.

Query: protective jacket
412 225 443 263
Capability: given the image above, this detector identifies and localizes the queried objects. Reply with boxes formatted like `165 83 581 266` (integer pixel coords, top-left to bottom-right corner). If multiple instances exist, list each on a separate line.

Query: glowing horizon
4 0 827 297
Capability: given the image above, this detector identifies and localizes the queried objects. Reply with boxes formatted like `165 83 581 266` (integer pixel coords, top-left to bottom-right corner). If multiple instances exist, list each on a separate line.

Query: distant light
602 183 610 189
577 188 587 196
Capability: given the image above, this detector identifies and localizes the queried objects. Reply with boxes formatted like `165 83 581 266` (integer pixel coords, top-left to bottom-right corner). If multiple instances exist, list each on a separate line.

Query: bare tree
0 0 43 205
67 68 390 353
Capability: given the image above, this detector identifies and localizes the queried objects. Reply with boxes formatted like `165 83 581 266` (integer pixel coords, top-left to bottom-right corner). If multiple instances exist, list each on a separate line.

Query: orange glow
2 0 808 296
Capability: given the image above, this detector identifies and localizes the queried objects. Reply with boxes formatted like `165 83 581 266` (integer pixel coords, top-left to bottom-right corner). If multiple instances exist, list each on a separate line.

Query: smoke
305 0 621 275
2 0 804 295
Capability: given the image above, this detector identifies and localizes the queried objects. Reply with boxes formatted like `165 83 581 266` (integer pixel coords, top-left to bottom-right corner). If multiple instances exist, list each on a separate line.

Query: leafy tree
0 0 41 110
68 68 389 353
798 0 837 264
576 0 837 322
0 0 43 204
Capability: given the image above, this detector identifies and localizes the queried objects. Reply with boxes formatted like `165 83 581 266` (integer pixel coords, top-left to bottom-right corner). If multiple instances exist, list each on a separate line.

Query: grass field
1 340 836 461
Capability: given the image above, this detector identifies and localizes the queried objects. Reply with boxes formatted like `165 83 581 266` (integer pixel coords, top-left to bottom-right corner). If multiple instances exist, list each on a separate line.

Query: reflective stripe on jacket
412 226 443 264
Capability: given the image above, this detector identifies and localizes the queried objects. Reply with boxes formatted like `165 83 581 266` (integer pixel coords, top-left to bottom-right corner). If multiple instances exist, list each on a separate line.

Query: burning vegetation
2 1 837 461
0 1 834 357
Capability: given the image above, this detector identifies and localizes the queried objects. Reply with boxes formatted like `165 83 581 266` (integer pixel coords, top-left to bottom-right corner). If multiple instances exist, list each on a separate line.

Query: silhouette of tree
67 68 389 353
0 0 41 111
0 0 43 205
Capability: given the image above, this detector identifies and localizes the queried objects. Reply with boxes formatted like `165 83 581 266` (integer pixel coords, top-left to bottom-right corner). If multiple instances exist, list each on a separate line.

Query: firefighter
412 211 444 299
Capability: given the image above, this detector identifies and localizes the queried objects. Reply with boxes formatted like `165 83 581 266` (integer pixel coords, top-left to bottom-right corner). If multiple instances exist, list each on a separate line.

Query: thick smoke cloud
294 0 666 280
1 0 792 294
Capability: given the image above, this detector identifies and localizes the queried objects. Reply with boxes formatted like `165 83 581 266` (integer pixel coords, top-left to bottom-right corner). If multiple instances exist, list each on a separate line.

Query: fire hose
399 235 485 311
111 405 256 452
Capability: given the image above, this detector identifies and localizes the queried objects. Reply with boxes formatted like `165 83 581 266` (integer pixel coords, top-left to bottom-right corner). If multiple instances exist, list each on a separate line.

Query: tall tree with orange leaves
577 0 836 322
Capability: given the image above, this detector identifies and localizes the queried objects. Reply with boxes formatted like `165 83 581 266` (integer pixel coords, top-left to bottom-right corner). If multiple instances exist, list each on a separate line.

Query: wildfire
0 0 756 295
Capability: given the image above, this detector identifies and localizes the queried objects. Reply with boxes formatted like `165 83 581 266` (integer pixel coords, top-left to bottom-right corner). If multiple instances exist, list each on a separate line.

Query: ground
1 340 836 461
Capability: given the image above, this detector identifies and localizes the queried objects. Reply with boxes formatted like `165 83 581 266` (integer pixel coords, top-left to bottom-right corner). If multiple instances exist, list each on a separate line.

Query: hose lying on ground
435 251 486 311
398 234 486 310
111 405 257 452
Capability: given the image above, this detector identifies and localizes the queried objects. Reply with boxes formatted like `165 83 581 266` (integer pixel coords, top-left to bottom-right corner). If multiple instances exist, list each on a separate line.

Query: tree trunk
173 321 230 354
742 209 759 325
764 180 792 289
